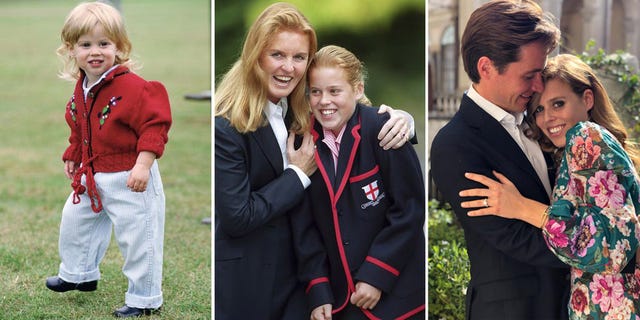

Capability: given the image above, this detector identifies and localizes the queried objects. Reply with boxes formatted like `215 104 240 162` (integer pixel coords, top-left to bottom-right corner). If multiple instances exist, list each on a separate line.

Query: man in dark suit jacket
430 1 570 319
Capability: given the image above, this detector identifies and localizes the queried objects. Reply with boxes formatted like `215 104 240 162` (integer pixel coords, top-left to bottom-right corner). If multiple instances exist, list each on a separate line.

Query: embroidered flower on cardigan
97 96 122 128
68 95 77 123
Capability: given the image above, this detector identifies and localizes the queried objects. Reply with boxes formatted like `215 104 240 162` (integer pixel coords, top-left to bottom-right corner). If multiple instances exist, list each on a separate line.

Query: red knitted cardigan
62 65 172 212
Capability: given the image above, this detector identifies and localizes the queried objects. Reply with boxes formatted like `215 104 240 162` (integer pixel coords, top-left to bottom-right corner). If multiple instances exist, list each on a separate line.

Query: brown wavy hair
525 54 640 169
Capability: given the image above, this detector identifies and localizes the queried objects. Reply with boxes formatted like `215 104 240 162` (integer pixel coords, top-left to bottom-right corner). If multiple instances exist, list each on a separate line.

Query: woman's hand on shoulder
459 171 524 219
459 171 550 227
377 104 413 150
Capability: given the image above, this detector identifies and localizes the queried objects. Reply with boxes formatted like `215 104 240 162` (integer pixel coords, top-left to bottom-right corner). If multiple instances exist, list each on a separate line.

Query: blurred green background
0 0 211 319
214 0 426 166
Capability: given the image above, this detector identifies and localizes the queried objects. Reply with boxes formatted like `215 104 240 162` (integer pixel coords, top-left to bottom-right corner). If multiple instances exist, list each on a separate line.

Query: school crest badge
362 181 379 201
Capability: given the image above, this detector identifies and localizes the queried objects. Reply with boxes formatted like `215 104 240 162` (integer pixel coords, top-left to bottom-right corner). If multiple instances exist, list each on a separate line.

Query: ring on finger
483 198 489 208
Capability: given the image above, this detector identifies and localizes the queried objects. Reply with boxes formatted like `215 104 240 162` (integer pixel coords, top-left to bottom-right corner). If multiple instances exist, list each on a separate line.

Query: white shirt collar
83 64 120 98
264 97 288 119
466 84 523 126
323 124 346 144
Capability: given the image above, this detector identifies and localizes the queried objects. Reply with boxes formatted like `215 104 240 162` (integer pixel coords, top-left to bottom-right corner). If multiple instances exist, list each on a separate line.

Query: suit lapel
459 95 546 193
252 123 284 174
250 101 295 175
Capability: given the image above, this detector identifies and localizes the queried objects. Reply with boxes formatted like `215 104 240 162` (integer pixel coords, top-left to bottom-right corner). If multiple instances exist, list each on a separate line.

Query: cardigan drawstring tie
71 155 103 213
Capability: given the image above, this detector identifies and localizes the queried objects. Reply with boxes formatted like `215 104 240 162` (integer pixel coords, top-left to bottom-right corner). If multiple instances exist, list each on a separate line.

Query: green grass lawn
0 0 211 319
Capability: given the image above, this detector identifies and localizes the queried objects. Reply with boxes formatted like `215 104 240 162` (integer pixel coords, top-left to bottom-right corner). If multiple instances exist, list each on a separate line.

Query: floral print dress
543 122 640 320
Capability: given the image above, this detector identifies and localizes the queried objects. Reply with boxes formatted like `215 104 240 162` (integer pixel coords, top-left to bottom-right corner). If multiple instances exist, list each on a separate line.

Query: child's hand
310 304 332 320
127 151 156 192
127 163 150 192
350 281 381 310
64 160 78 180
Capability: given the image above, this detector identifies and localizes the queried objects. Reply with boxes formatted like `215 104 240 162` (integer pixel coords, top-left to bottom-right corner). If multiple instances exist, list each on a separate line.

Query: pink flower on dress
545 219 569 248
589 273 625 312
608 240 628 273
570 282 590 316
604 297 634 320
572 215 596 257
588 170 625 209
628 270 640 299
568 175 586 199
570 135 601 170
572 268 584 278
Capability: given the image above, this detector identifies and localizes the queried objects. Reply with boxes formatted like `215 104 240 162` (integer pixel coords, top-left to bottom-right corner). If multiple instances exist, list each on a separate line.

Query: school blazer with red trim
292 104 425 319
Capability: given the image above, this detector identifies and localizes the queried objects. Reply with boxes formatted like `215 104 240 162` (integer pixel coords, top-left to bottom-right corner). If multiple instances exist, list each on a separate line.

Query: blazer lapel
252 123 284 174
251 101 295 175
333 109 361 202
310 111 361 204
311 118 340 204
459 95 546 193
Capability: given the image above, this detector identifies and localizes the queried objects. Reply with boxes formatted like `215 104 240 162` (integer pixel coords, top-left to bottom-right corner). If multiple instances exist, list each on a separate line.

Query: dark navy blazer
214 114 307 320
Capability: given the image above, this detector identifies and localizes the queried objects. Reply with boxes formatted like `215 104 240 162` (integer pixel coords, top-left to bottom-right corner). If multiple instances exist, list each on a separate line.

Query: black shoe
113 305 161 318
45 276 97 292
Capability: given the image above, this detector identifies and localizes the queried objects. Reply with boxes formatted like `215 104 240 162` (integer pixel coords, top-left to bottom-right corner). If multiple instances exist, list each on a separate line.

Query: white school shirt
264 98 311 189
467 85 552 196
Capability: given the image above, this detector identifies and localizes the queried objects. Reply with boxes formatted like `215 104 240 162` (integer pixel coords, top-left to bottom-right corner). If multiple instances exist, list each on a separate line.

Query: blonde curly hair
57 1 137 81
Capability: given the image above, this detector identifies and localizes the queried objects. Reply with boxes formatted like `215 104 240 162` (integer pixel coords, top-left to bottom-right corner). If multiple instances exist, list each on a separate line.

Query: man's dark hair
461 0 560 83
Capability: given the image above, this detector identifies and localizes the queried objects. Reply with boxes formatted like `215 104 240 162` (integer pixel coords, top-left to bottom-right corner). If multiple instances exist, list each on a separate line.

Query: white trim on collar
82 64 121 98
466 84 523 125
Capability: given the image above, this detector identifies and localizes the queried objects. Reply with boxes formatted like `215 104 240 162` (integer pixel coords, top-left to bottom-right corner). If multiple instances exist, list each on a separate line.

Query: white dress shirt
467 85 552 196
264 98 311 189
